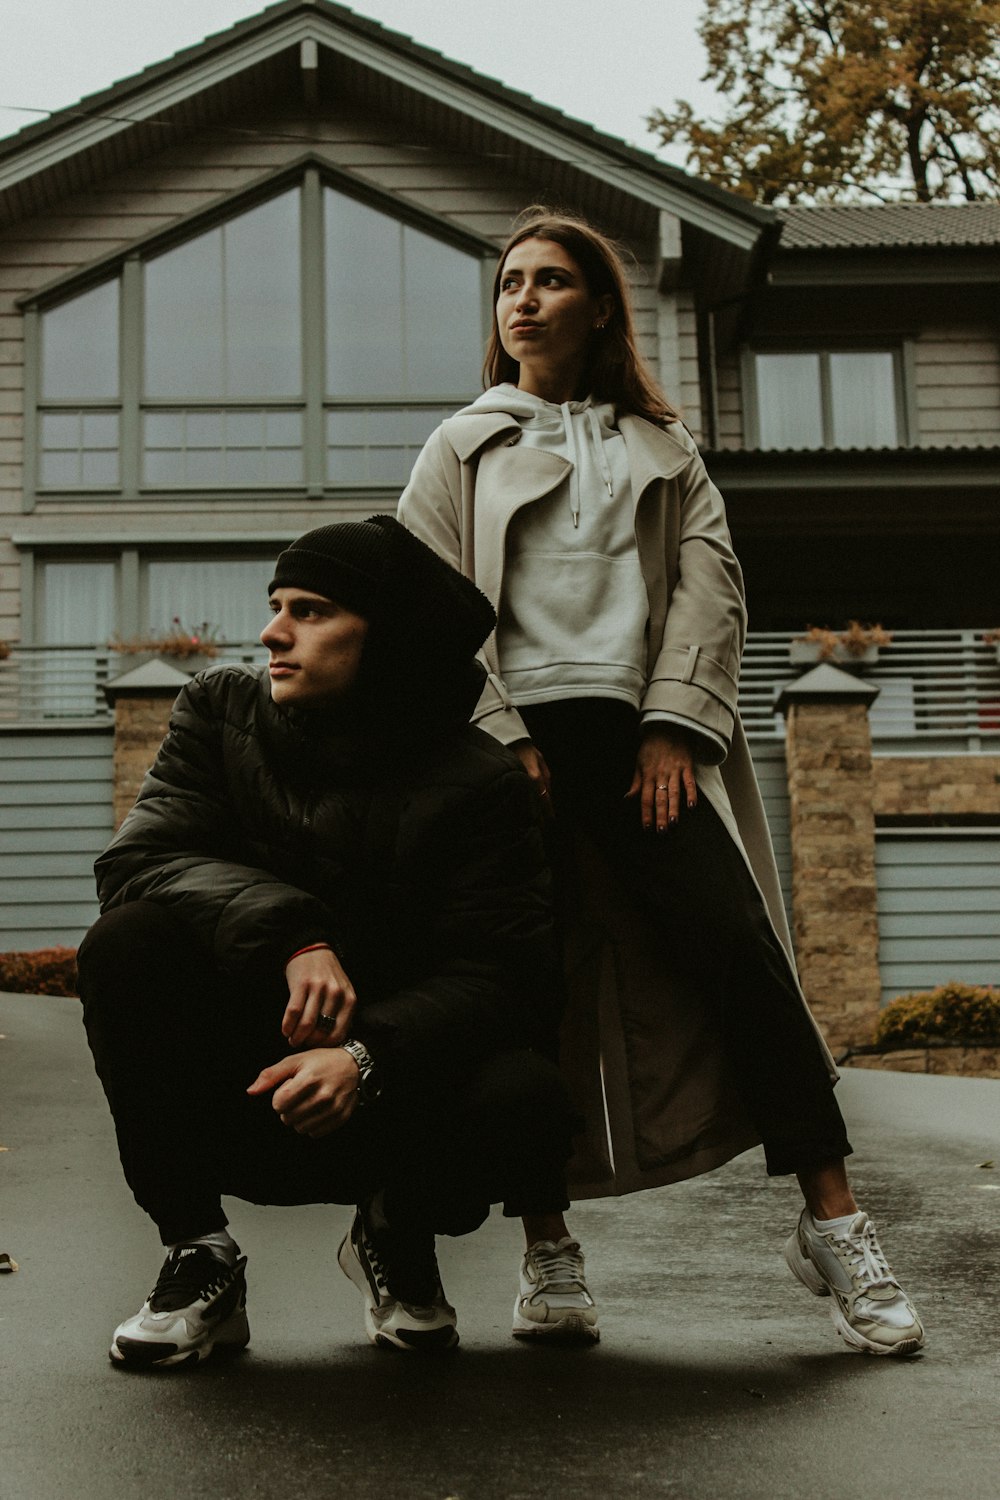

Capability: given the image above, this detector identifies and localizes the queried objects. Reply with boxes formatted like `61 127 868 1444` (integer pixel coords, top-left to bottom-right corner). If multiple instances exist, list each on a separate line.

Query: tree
648 0 1000 203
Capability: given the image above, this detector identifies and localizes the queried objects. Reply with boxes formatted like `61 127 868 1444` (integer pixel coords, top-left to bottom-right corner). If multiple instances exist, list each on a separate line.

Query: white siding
913 331 1000 446
876 831 1000 1002
0 728 112 949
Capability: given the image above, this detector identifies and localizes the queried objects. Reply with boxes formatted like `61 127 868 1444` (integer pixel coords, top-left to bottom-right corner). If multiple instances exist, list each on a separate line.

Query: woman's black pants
78 903 574 1245
519 699 852 1177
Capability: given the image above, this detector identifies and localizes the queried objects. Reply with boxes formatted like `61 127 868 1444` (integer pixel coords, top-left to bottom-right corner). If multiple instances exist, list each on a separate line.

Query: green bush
0 947 78 997
874 982 1000 1047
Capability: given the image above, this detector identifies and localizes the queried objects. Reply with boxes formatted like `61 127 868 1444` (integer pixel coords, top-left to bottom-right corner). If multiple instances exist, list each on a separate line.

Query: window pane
144 190 301 399
147 559 275 642
755 354 823 449
145 228 224 397
42 562 116 644
39 410 120 489
142 409 303 487
325 405 451 485
41 280 119 399
402 225 482 395
829 353 897 448
325 189 482 397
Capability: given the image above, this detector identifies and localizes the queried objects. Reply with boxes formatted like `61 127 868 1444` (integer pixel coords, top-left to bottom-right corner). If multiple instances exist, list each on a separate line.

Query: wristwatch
340 1038 381 1105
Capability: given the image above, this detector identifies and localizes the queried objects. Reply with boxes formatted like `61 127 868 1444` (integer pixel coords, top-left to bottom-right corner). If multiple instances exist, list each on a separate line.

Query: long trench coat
399 407 836 1196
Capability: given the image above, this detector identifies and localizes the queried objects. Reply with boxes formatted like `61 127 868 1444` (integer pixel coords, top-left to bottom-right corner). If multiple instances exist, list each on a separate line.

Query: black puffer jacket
95 548 558 1085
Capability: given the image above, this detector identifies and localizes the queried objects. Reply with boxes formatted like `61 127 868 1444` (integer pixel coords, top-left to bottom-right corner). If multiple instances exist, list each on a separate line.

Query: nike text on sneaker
110 1244 250 1369
784 1209 925 1356
512 1236 600 1344
337 1208 458 1352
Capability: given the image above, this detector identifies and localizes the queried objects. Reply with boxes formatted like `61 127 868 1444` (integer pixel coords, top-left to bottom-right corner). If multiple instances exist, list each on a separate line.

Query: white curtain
146 559 275 643
755 354 823 449
42 561 116 644
829 353 898 448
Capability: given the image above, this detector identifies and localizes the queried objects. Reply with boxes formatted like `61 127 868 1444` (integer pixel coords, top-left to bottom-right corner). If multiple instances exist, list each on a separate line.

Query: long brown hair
483 208 679 424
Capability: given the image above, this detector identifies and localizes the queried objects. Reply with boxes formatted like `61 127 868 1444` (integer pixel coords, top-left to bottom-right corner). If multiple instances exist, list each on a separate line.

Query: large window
32 173 486 498
753 350 901 449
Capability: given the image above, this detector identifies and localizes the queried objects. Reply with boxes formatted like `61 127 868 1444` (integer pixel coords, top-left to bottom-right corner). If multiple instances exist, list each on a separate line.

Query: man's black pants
78 903 574 1245
520 698 852 1177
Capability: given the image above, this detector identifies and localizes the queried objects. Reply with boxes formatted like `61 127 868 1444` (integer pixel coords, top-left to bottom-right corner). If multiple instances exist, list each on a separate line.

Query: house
0 0 997 1050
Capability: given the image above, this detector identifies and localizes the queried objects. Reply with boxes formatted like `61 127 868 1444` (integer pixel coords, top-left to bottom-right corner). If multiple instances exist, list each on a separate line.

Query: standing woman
399 210 923 1357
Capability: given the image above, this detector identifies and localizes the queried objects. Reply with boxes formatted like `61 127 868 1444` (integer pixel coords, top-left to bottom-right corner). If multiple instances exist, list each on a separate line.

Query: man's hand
246 1050 360 1137
283 946 357 1047
626 725 697 832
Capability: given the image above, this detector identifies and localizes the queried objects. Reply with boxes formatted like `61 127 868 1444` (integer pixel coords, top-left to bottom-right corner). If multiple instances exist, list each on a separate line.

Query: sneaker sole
110 1308 250 1369
784 1233 924 1357
337 1233 458 1354
512 1303 600 1344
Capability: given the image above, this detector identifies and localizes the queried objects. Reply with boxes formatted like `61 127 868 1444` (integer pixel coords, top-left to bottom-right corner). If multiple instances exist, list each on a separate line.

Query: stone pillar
777 664 882 1055
103 659 191 828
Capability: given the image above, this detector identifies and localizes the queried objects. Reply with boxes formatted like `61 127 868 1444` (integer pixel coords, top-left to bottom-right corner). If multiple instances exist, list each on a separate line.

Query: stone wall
111 696 173 828
846 1045 1000 1079
872 755 1000 818
782 694 882 1053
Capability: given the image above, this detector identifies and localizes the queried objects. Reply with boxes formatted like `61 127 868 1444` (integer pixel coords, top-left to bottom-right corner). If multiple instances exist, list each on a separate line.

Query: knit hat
268 521 391 618
269 514 496 676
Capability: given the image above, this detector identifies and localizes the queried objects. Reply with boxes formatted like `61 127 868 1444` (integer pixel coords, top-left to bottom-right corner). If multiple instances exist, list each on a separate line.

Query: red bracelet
287 942 333 963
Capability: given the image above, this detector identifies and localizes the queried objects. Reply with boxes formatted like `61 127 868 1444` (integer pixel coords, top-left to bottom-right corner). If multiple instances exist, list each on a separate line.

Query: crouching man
78 516 577 1368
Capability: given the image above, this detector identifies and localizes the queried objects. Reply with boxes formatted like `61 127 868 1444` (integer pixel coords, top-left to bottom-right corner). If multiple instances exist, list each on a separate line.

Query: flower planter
789 641 880 668
107 651 218 679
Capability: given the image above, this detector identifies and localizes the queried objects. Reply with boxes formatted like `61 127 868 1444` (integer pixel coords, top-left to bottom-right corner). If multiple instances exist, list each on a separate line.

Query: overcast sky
0 0 722 163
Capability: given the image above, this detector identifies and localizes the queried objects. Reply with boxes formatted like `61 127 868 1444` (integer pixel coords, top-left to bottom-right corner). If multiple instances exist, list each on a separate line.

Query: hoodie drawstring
561 404 581 528
588 407 615 499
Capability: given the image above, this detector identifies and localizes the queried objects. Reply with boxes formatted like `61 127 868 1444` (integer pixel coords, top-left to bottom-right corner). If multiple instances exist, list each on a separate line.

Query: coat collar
443 407 694 494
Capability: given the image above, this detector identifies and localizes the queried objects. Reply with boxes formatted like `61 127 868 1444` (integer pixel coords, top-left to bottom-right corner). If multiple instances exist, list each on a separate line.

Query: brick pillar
777 664 882 1055
103 659 191 828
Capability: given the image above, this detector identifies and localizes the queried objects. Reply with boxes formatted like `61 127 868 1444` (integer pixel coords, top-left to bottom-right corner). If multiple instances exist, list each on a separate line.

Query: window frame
743 341 912 451
19 158 494 511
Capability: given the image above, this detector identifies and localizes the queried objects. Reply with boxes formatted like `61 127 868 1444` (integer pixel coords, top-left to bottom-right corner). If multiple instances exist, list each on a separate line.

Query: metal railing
741 629 1000 750
0 644 265 725
1 631 999 749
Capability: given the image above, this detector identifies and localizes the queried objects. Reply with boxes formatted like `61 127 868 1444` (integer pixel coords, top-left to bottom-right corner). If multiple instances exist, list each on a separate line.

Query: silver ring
539 788 548 797
316 1013 336 1033
656 784 669 791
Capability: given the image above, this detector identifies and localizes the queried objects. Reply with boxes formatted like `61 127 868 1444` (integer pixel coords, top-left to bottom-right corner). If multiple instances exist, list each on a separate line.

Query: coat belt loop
486 668 513 708
681 645 699 684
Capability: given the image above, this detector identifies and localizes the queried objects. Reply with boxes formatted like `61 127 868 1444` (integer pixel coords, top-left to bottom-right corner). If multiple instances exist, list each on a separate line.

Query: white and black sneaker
337 1208 458 1352
110 1244 249 1369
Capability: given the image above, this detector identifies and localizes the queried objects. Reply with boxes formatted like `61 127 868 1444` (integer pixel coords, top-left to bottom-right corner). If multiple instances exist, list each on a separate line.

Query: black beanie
268 515 496 663
268 521 391 617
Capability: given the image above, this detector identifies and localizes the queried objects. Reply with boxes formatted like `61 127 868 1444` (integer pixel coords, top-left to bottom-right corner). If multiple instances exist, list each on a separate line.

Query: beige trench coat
399 408 836 1196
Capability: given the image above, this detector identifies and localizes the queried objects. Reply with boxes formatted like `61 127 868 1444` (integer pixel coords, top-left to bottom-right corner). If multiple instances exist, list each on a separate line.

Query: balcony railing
0 644 264 725
2 631 999 749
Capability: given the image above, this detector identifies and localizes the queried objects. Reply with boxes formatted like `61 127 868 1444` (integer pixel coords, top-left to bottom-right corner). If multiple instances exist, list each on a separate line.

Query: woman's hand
282 946 357 1048
512 739 553 812
626 724 697 833
247 1049 360 1137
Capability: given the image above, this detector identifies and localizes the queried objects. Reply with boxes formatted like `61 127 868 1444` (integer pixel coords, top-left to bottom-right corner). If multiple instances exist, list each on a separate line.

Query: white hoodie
459 385 650 709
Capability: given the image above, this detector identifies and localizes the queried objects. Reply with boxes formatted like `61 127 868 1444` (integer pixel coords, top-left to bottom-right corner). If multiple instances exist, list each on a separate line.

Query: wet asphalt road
1 990 997 1500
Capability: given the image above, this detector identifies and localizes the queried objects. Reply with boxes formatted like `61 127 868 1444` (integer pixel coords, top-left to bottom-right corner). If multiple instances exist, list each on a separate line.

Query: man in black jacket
78 516 581 1367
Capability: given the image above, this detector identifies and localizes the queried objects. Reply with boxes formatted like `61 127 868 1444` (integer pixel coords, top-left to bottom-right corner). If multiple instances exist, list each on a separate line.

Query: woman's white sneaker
784 1208 924 1356
513 1236 599 1343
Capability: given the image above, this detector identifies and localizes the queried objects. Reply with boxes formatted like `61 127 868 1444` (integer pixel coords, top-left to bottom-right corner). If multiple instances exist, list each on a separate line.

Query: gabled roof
0 0 772 257
779 202 1000 251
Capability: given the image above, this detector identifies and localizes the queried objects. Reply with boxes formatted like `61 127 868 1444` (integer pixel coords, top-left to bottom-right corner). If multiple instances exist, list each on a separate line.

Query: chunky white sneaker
784 1209 924 1356
512 1237 599 1343
337 1209 458 1352
110 1245 249 1369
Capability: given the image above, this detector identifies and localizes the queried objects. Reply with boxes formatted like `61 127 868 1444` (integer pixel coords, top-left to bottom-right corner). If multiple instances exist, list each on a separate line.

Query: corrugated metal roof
779 203 1000 251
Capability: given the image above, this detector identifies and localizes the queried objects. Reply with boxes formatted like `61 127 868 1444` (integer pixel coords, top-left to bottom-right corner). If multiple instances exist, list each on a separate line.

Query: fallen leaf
0 1252 17 1273
978 1160 994 1169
